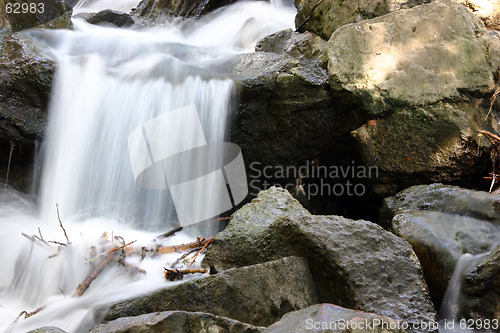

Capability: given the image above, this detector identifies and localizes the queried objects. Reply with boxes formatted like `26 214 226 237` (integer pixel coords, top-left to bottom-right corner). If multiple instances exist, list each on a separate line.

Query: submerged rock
0 0 72 32
462 244 500 321
90 311 264 333
380 183 500 228
86 10 135 27
104 256 318 326
295 0 428 39
0 34 55 189
391 210 498 305
380 184 500 305
27 328 67 333
133 0 236 18
203 187 437 332
264 304 407 333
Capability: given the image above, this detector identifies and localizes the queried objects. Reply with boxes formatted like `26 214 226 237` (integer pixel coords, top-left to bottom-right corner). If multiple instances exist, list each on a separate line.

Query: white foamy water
0 1 295 331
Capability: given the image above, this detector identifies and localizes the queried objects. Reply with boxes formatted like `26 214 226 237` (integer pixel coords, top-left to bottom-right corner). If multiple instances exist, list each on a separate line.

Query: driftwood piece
164 267 218 281
74 251 118 297
126 237 209 256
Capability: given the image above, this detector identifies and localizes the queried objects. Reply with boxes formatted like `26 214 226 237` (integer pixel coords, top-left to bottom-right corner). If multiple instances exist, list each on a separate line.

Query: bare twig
171 247 202 268
485 86 500 121
56 204 70 244
164 267 218 281
189 236 214 267
18 305 46 319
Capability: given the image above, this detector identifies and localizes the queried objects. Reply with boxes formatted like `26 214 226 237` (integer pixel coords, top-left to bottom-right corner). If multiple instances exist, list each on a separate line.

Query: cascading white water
0 1 295 331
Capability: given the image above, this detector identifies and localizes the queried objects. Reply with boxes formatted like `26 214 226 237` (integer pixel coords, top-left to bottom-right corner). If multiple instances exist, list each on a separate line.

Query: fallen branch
87 240 136 264
164 267 218 281
126 237 208 256
74 251 118 297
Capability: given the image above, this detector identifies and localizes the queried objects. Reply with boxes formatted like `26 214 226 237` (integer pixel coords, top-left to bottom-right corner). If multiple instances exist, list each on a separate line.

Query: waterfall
0 1 295 331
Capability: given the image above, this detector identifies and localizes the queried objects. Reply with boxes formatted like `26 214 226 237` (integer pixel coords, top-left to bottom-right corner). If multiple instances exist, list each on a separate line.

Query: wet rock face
462 244 500 321
231 51 360 187
264 304 406 333
104 256 318 327
295 0 429 40
0 0 72 32
133 0 236 18
203 187 437 332
0 34 55 189
86 10 134 27
90 311 264 333
380 184 500 306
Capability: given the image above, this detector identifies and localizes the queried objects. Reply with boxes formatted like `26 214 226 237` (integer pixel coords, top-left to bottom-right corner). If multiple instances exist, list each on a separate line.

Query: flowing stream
0 1 295 331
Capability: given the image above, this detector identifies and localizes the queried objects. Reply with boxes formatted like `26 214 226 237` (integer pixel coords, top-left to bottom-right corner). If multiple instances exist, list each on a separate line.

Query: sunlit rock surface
295 0 428 39
327 0 496 113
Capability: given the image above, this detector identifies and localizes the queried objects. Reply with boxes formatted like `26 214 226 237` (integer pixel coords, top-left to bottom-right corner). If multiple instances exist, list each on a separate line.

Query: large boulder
90 311 264 333
133 0 236 18
327 0 497 113
295 0 427 40
104 256 318 326
325 0 500 193
462 244 500 321
264 304 409 333
203 187 437 332
0 0 72 32
0 34 55 189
